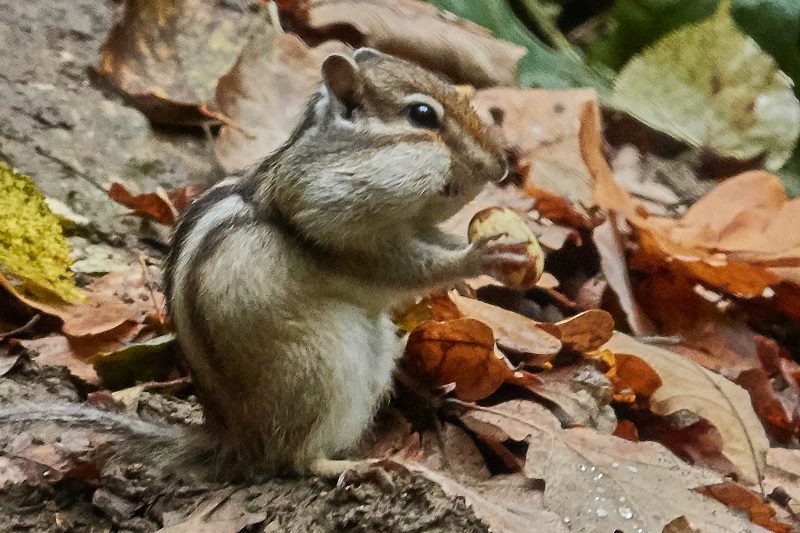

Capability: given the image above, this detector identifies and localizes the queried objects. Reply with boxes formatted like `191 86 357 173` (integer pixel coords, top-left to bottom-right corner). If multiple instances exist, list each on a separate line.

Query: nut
468 207 545 290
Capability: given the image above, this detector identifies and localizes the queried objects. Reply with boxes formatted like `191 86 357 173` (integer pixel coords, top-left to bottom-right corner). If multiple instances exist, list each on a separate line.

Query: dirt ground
0 1 488 531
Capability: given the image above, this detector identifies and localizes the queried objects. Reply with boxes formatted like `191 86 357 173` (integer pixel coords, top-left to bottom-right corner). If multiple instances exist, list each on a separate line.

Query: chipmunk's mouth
441 182 462 198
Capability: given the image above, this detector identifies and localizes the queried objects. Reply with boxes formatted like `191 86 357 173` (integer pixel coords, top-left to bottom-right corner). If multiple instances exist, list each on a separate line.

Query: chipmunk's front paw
466 233 531 279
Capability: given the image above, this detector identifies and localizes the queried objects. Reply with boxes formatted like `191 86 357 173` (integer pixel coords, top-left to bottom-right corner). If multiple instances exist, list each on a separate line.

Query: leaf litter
3 0 800 532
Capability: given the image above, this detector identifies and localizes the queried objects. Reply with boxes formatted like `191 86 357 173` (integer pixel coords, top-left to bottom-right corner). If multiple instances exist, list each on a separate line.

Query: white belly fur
170 192 404 472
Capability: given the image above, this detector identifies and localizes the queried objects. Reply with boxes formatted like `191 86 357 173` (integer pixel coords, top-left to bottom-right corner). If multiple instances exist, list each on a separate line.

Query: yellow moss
0 162 83 303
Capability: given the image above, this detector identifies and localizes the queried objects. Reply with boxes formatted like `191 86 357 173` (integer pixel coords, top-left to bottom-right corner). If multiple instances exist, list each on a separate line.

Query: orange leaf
403 318 514 402
108 183 202 225
697 482 792 533
607 353 662 404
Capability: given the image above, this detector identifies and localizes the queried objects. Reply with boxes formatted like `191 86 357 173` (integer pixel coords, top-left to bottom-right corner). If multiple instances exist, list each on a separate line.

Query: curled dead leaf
108 183 202 225
98 0 257 125
450 293 562 363
403 318 514 402
215 29 350 172
603 332 769 482
697 482 792 533
306 0 525 87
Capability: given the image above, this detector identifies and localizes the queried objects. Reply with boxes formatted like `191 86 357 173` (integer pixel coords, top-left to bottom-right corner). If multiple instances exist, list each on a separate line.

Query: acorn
468 207 545 290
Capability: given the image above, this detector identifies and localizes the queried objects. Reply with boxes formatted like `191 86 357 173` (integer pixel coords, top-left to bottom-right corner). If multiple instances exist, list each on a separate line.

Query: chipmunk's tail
0 401 226 479
0 401 180 439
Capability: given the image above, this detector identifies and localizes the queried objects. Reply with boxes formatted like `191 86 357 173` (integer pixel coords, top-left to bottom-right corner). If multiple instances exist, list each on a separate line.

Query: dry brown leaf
697 482 792 533
547 309 615 352
652 172 800 265
603 332 769 482
450 293 562 360
409 465 570 533
630 412 739 477
215 28 350 172
55 269 165 338
108 183 202 225
593 215 656 335
306 0 524 87
734 368 798 444
403 318 515 402
629 242 764 374
626 172 800 320
473 89 598 215
662 516 703 533
461 400 769 533
607 353 663 404
15 335 102 385
580 101 643 221
533 364 617 432
763 448 800 518
393 292 461 333
98 0 257 125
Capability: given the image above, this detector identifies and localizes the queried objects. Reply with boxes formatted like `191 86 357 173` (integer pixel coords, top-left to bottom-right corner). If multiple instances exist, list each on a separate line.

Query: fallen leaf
592 215 656 335
56 269 165 338
533 364 617 432
607 353 663 404
0 162 82 304
734 368 797 444
94 334 178 391
642 172 800 293
630 411 739 477
393 292 461 333
603 332 769 482
473 88 599 213
214 28 350 172
16 335 102 385
579 100 642 221
306 0 525 88
611 2 800 171
108 183 202 225
461 400 769 532
409 465 570 533
450 293 562 361
697 481 792 533
547 309 615 352
403 318 515 402
98 0 258 125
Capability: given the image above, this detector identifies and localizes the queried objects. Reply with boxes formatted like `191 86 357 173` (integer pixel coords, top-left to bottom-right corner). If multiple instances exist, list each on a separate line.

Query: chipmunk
1 48 524 481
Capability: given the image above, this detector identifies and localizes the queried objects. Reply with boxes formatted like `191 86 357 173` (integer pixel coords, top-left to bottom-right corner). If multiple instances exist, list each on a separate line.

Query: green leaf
611 2 800 171
427 0 613 96
93 334 177 391
731 0 800 100
587 0 718 71
777 145 800 198
0 162 82 303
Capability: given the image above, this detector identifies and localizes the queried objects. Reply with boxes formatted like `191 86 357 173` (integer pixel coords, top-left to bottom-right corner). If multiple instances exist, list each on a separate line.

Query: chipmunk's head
268 48 507 246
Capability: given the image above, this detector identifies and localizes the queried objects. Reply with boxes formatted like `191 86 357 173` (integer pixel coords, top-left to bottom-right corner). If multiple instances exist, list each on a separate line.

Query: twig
35 147 106 193
138 252 165 321
0 314 40 341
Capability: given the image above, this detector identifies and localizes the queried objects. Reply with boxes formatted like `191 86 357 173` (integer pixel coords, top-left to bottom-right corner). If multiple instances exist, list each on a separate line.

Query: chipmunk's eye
407 103 440 129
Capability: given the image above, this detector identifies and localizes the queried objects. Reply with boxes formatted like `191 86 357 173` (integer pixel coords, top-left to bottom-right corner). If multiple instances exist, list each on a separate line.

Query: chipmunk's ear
321 53 361 112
